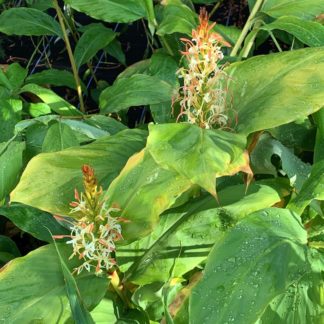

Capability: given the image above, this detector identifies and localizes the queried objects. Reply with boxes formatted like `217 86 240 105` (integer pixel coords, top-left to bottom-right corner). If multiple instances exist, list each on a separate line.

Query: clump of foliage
0 0 323 323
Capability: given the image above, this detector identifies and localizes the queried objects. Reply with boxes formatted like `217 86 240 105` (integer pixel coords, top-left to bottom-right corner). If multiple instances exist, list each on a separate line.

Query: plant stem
210 0 224 17
160 36 174 56
52 0 85 113
230 0 264 57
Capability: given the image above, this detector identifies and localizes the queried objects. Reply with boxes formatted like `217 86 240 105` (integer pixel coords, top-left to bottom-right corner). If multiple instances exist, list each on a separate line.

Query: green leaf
42 121 80 153
261 270 324 323
105 39 126 65
26 0 53 11
190 208 308 324
260 16 324 47
11 129 147 215
60 119 109 141
261 0 324 20
99 74 173 113
74 24 116 68
0 235 20 266
157 3 196 36
53 240 95 324
227 47 324 134
314 108 324 163
0 99 22 142
90 294 117 323
288 160 324 214
6 63 27 93
28 102 51 117
104 149 192 242
20 83 82 116
118 180 290 285
0 203 70 243
0 244 107 323
0 8 62 37
147 124 251 197
0 141 25 201
64 0 146 23
26 69 86 92
149 51 178 123
251 133 311 191
84 115 127 135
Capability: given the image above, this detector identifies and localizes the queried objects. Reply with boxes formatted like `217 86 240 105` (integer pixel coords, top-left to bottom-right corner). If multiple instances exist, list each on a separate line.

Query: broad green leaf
0 8 62 37
90 294 117 323
105 39 126 65
190 208 308 324
6 63 27 93
0 203 69 243
74 24 116 68
20 83 82 116
11 129 147 215
0 235 20 266
147 123 251 197
0 141 25 201
99 74 173 113
84 115 127 135
118 180 290 285
0 244 107 324
104 149 192 242
261 0 324 20
288 160 324 214
26 0 53 11
269 119 316 152
42 121 79 152
260 16 324 47
26 69 86 91
28 102 51 117
227 47 324 134
53 240 95 324
64 0 146 23
60 119 109 141
0 99 22 142
157 3 196 36
314 108 324 163
251 133 311 191
117 59 150 79
149 51 178 86
260 271 324 323
149 51 178 123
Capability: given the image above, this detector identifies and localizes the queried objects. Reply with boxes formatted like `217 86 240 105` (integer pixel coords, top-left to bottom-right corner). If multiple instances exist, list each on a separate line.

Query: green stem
210 0 224 17
160 36 174 56
268 30 283 52
230 0 264 57
52 0 85 113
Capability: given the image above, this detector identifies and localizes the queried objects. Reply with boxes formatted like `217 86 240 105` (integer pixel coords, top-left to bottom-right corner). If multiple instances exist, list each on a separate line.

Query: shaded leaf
0 141 25 201
0 203 69 243
288 160 324 214
42 121 80 152
74 24 116 68
0 8 62 36
100 74 173 113
260 16 324 47
261 0 324 20
0 244 107 323
190 208 308 324
64 0 146 23
20 83 82 116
